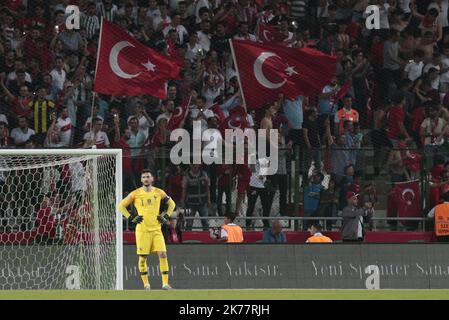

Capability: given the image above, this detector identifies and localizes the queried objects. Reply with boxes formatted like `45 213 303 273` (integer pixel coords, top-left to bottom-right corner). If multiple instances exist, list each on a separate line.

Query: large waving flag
94 20 181 99
230 40 337 109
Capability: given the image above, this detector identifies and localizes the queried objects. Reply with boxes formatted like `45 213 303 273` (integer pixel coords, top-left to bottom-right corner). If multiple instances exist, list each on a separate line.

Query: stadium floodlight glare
0 149 123 290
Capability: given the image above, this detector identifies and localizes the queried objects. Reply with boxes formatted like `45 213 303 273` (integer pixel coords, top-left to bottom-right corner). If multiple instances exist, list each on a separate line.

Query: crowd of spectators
2 0 449 234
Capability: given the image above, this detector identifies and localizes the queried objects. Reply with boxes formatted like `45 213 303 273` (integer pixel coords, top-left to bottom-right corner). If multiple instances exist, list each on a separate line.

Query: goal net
0 149 123 290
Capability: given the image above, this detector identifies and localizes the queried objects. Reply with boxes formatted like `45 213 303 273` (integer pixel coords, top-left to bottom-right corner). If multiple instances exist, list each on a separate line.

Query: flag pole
228 39 247 110
89 17 104 141
90 92 97 129
93 17 104 89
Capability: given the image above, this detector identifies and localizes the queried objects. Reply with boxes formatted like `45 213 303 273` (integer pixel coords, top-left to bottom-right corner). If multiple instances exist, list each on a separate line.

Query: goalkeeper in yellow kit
118 169 176 290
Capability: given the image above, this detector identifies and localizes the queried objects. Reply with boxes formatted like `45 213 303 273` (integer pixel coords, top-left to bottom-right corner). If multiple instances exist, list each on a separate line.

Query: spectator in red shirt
162 214 183 244
6 67 31 96
5 0 24 12
235 163 251 215
34 37 53 72
430 158 449 208
166 165 184 205
23 26 41 62
217 164 233 216
35 193 57 244
1 74 32 119
387 92 411 145
22 3 48 30
0 122 14 147
150 115 171 147
2 50 16 74
113 126 135 195
410 103 427 148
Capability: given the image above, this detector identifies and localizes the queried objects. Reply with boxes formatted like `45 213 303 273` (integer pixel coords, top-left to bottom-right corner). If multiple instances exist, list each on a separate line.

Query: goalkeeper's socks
138 256 150 288
141 274 150 288
159 257 169 286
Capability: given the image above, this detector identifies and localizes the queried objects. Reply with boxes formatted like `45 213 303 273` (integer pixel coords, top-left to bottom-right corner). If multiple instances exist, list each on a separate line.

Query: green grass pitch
0 289 448 300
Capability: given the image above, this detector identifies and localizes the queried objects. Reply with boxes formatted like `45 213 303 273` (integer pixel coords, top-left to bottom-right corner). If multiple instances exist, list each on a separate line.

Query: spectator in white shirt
428 0 449 30
163 13 189 44
398 0 412 13
96 0 119 22
233 22 257 41
440 43 449 92
7 60 32 85
10 116 35 146
423 55 442 90
50 57 67 92
44 121 64 148
197 20 212 52
246 157 273 230
132 103 155 140
185 33 204 63
404 49 425 81
378 1 391 30
424 52 443 74
0 113 7 125
195 0 210 23
84 106 104 132
152 3 172 31
83 118 110 148
201 75 223 107
147 0 161 21
55 107 73 147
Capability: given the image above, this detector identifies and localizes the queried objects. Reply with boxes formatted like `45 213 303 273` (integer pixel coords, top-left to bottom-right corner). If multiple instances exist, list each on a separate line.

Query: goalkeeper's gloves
157 213 170 225
128 215 144 224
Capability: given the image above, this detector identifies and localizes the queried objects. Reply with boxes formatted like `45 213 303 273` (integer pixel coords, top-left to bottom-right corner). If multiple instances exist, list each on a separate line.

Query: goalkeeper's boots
144 284 151 290
162 284 173 290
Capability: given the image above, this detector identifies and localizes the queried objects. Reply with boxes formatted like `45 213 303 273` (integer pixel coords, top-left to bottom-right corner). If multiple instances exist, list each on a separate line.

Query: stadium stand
0 0 447 243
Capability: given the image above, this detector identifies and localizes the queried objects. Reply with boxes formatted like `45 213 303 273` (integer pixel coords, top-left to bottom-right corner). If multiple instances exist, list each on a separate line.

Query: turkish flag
388 180 422 225
220 105 248 135
210 104 226 126
334 79 352 101
167 97 191 130
94 20 181 99
231 40 337 109
257 23 287 45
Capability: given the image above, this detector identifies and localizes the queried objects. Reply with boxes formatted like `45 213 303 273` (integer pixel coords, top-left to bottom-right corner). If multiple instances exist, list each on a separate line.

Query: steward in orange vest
428 186 449 242
306 223 333 243
212 213 244 243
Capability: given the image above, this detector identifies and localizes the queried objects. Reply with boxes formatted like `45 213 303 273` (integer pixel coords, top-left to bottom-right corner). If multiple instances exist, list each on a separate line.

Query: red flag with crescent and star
93 20 181 99
230 40 337 110
387 180 422 224
220 105 248 135
257 23 288 45
210 103 226 126
167 97 191 130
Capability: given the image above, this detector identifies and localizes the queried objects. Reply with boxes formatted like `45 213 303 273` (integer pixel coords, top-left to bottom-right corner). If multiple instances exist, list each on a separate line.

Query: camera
210 227 220 239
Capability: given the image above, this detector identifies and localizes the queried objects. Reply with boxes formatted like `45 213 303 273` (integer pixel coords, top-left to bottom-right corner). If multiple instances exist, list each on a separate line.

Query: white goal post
0 149 123 290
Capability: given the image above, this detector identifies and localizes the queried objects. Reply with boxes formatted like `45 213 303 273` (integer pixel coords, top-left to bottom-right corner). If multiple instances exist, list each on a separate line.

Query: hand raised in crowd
113 114 120 126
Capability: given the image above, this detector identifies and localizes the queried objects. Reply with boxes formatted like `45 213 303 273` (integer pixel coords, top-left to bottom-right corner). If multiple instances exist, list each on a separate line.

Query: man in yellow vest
212 213 244 243
306 223 333 243
428 185 449 242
